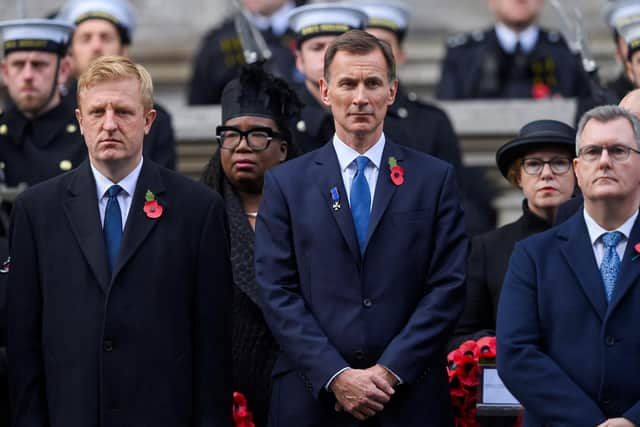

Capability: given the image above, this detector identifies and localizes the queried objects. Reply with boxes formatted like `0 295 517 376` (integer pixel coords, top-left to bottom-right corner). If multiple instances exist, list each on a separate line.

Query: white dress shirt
249 0 295 36
583 208 638 266
91 158 143 230
332 133 385 210
495 22 539 54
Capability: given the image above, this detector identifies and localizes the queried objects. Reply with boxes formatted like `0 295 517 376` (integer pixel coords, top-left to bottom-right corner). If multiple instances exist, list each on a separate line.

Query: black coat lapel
312 143 361 262
365 142 400 251
608 215 640 311
63 162 110 293
111 161 166 281
560 214 607 321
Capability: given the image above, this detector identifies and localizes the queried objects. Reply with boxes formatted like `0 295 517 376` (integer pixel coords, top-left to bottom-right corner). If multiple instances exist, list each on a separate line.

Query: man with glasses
497 105 640 427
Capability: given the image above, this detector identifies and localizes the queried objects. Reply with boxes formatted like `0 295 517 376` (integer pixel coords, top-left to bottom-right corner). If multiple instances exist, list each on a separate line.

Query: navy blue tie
600 231 623 303
104 185 123 272
350 156 371 253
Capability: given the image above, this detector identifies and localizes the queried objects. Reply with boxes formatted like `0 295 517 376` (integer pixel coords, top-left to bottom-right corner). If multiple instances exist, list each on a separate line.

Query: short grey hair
575 105 640 155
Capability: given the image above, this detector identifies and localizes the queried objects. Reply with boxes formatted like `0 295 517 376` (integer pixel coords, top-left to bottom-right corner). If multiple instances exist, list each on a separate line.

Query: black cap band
3 38 67 55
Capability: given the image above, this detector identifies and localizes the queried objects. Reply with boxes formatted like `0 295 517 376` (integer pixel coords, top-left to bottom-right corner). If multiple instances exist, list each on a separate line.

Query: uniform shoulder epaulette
446 29 485 48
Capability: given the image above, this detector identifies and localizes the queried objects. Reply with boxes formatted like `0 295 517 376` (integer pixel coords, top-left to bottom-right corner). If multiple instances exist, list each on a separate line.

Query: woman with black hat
200 63 301 426
450 119 577 349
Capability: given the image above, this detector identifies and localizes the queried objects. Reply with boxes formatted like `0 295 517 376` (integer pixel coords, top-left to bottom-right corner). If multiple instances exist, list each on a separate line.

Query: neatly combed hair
323 29 396 83
77 55 154 111
576 104 640 155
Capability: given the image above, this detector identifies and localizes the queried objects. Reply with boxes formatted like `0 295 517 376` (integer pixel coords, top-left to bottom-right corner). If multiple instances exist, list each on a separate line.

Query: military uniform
64 81 176 170
188 18 299 105
290 83 334 154
436 27 591 99
387 88 496 234
0 101 86 187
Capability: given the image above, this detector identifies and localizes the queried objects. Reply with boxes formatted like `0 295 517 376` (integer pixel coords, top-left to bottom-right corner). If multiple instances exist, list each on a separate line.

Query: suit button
354 351 365 360
363 298 373 308
103 340 113 352
605 336 615 346
602 399 611 405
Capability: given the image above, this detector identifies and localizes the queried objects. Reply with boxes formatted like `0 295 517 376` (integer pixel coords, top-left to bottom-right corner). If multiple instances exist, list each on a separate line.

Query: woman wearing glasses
450 120 576 349
201 64 301 426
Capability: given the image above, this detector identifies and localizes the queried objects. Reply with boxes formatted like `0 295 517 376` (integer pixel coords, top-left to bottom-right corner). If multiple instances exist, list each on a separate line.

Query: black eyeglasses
215 126 283 151
578 144 640 163
521 157 572 175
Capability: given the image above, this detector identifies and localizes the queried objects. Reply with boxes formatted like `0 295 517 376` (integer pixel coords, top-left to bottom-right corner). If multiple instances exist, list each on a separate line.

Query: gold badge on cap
0 124 8 135
59 160 72 171
66 123 77 133
296 120 307 133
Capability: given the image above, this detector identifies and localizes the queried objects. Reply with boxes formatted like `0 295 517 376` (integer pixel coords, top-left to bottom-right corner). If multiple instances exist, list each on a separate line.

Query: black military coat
0 101 86 187
187 18 299 105
289 83 334 154
436 27 591 100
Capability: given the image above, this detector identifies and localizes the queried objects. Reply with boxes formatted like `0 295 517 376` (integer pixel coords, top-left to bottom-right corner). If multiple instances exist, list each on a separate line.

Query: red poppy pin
388 156 404 186
632 243 640 261
531 82 550 99
143 190 163 219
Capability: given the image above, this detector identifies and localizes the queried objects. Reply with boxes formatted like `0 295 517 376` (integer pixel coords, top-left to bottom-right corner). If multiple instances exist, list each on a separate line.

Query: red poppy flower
531 82 550 99
477 336 497 359
233 392 255 427
390 165 404 186
144 200 163 219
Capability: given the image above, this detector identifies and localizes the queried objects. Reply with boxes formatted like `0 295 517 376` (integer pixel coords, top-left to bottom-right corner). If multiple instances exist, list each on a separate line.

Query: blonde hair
77 55 154 111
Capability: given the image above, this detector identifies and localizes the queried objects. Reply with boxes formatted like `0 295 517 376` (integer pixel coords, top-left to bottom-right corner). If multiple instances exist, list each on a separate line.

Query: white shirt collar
495 22 539 54
583 208 639 246
91 157 143 199
332 133 385 173
249 1 295 36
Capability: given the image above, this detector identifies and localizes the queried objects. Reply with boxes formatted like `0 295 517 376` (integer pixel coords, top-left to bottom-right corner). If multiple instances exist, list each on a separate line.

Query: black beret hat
496 119 576 178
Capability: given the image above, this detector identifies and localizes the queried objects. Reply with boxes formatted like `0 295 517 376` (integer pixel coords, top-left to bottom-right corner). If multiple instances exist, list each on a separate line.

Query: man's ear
57 55 72 86
0 59 8 83
75 108 84 135
387 79 398 106
279 141 288 162
143 109 157 134
319 78 331 108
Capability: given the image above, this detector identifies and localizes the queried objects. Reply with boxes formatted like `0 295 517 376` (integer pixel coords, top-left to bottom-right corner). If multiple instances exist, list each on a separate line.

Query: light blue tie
600 231 624 303
350 156 371 254
104 185 123 272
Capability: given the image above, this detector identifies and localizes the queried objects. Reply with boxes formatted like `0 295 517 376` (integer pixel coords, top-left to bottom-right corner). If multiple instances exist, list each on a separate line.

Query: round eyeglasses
521 157 572 175
215 126 283 151
577 144 640 163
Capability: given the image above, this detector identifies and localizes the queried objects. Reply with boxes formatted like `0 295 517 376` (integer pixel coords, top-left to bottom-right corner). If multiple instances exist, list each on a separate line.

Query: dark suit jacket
255 141 467 426
7 160 232 427
497 211 640 426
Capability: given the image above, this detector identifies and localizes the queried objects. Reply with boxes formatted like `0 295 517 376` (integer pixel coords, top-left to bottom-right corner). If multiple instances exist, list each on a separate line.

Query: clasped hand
329 364 397 421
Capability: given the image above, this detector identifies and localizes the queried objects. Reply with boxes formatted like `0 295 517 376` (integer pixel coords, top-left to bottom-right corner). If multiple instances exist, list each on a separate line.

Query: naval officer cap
606 0 640 31
57 0 136 45
351 1 411 42
287 3 367 45
619 16 640 59
0 19 74 56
